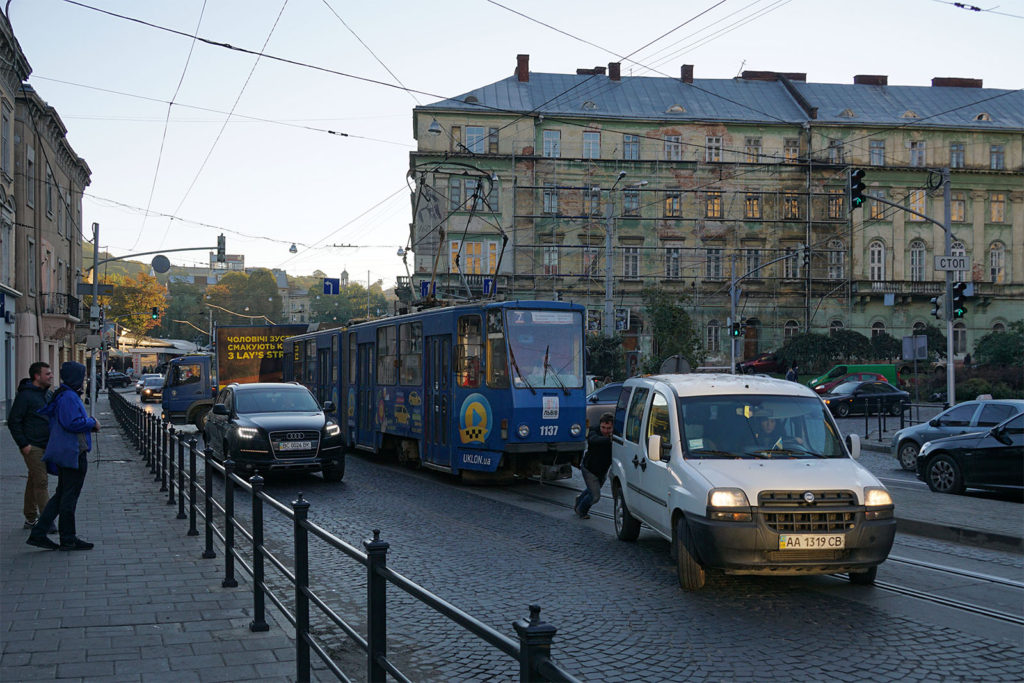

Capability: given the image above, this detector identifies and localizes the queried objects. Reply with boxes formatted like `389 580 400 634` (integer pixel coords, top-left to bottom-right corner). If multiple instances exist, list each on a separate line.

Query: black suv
204 383 345 481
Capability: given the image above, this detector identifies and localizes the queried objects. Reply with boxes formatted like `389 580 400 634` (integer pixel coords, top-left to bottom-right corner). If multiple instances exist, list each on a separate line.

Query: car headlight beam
236 427 259 439
325 423 341 437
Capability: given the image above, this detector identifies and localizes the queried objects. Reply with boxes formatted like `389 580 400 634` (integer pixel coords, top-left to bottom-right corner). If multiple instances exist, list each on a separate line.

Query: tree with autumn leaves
85 272 167 344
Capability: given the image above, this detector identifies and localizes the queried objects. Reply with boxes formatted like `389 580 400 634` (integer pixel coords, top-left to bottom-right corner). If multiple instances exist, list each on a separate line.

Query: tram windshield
505 309 584 390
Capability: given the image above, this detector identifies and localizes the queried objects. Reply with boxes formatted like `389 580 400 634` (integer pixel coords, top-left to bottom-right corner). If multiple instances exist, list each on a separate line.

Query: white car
609 374 895 590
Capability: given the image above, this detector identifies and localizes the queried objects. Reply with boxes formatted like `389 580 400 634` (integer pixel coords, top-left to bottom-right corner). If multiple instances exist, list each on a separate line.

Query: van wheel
897 441 919 471
848 566 877 586
612 484 640 542
674 517 706 591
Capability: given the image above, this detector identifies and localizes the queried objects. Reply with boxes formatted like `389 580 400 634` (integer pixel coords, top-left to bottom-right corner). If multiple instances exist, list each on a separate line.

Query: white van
609 374 895 590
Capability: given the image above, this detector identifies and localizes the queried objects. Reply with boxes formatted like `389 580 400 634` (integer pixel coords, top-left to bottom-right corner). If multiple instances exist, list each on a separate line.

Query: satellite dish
659 355 691 374
151 254 171 274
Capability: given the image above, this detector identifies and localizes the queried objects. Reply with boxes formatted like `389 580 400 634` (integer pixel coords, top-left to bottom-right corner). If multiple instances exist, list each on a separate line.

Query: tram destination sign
934 255 968 271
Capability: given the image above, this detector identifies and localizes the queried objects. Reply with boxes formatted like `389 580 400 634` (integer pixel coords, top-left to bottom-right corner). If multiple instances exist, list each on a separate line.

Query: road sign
934 255 968 271
78 283 114 296
322 277 340 295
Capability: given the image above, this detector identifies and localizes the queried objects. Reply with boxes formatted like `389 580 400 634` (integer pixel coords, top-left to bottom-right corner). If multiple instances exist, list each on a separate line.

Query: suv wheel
674 517 706 590
897 441 919 471
612 483 640 542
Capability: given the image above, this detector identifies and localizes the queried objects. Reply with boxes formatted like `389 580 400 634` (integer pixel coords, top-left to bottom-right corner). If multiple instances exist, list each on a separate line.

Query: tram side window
399 322 423 385
331 335 338 384
305 340 316 385
486 309 509 388
293 343 304 383
457 315 483 388
348 333 357 385
377 326 397 385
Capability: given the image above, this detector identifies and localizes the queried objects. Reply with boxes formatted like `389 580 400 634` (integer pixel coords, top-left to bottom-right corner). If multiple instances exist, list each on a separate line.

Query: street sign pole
89 222 100 417
942 169 955 406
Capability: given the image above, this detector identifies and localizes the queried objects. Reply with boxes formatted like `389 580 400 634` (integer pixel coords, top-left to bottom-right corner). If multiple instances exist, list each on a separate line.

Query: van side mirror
212 403 229 416
647 434 670 462
845 433 861 460
323 400 336 413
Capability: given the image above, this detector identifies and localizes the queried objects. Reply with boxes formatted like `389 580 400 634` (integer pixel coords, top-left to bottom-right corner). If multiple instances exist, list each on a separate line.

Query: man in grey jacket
8 361 53 529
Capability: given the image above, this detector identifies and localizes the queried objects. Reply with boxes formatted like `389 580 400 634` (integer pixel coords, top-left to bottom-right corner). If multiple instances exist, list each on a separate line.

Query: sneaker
23 520 36 529
579 514 591 520
59 538 94 551
26 536 60 550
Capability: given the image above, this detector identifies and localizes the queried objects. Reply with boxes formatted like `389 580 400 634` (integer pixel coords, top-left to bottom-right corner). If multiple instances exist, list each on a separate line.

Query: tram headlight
569 423 582 437
517 424 530 439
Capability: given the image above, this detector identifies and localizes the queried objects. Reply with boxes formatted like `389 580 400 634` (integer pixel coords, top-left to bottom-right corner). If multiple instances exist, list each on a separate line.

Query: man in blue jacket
26 362 99 551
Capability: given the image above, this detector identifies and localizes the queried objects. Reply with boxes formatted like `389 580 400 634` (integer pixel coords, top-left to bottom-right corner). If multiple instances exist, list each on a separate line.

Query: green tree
870 331 902 360
829 329 871 361
640 288 703 374
973 320 1024 366
307 282 388 324
777 332 832 374
96 272 167 344
585 333 626 381
153 280 208 343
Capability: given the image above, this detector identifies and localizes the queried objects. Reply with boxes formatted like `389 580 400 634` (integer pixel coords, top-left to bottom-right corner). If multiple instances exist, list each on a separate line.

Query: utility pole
729 258 739 373
88 222 99 416
603 200 614 338
942 169 955 406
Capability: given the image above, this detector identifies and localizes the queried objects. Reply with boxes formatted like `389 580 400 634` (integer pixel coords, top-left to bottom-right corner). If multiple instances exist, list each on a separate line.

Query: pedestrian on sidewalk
785 362 799 383
7 361 54 530
574 412 614 519
26 362 99 552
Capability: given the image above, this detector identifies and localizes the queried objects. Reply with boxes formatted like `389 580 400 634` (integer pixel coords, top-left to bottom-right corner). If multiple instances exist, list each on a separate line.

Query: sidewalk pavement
1 392 301 682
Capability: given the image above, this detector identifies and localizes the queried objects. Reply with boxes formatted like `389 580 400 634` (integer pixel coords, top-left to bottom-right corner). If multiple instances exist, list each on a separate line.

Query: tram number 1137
539 425 559 436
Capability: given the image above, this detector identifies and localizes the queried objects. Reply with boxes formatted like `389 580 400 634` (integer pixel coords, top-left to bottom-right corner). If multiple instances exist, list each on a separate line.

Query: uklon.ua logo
459 393 492 444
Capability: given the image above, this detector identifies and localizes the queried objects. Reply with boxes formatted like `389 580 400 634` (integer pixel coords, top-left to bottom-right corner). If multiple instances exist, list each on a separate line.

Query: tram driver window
486 309 509 388
457 315 483 388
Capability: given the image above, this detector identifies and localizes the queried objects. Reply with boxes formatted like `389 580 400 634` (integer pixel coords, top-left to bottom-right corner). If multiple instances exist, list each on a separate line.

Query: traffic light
151 306 159 320
929 296 942 320
951 282 967 318
216 234 226 263
730 321 742 337
802 246 810 271
849 169 866 209
739 318 748 336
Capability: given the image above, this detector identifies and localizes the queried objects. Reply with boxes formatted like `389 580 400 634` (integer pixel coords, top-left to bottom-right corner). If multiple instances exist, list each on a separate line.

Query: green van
807 364 901 392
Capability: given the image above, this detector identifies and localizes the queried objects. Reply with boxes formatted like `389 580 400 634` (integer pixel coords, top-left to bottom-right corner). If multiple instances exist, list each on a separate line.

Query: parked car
891 399 1024 471
608 373 894 590
105 371 133 388
136 373 163 393
916 411 1024 495
585 382 624 430
822 380 909 418
139 376 165 403
807 364 901 390
736 352 781 374
812 372 888 395
204 382 345 482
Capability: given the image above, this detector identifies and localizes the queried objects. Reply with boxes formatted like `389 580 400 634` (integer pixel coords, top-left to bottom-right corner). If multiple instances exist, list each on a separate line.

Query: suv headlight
864 486 894 520
707 488 752 522
325 423 340 437
236 427 259 439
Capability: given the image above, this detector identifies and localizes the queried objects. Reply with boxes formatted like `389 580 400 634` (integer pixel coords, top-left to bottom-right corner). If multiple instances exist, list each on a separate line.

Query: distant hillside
82 243 150 281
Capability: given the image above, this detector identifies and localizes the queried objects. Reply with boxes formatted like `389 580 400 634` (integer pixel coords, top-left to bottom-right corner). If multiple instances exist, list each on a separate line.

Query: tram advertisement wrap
216 325 307 386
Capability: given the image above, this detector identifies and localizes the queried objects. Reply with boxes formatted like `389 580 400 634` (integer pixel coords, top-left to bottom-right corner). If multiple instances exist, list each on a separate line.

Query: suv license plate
278 441 312 451
779 534 845 550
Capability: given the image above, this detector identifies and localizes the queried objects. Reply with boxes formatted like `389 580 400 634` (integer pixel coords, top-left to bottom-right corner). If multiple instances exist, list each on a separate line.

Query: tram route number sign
934 255 968 271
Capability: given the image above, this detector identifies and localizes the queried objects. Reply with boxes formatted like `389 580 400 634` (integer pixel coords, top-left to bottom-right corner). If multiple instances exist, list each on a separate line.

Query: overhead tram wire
158 0 291 249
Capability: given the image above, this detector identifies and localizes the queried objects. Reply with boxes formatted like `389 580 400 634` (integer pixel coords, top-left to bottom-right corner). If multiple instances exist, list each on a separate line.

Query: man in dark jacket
8 362 53 529
574 412 614 519
26 362 99 551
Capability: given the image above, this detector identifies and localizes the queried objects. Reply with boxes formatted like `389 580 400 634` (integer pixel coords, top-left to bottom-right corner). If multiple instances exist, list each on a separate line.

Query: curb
896 517 1024 555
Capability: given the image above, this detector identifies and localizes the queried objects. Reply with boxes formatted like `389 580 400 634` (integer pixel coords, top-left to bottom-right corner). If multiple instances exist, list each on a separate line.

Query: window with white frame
907 189 926 220
909 140 926 167
705 247 722 278
488 128 499 154
45 166 54 216
27 236 35 293
664 189 680 217
909 240 926 281
951 241 967 281
623 247 639 278
542 130 560 158
827 139 844 163
665 247 681 279
871 321 886 338
543 246 559 275
868 240 885 281
744 248 761 277
585 187 602 216
784 320 799 340
56 196 63 236
623 134 639 160
869 189 887 219
623 189 640 216
582 131 600 159
990 192 1005 222
828 239 845 279
706 320 721 353
869 140 885 166
542 184 558 214
784 246 802 279
664 135 682 161
705 136 722 162
951 191 966 222
744 137 761 162
783 138 799 163
705 191 722 218
465 126 485 154
990 144 1005 170
448 177 462 210
581 247 599 277
949 142 965 169
953 322 967 354
744 193 761 219
827 189 844 219
989 242 1006 283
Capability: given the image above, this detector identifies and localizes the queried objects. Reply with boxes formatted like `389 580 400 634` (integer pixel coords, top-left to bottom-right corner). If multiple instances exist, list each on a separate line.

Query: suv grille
758 490 857 533
269 430 321 459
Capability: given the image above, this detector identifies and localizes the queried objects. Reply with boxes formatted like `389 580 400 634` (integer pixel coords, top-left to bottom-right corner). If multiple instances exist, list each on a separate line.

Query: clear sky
8 0 1021 288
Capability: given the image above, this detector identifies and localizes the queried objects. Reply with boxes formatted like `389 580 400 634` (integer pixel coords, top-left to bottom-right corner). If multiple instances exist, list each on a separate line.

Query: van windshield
678 395 846 459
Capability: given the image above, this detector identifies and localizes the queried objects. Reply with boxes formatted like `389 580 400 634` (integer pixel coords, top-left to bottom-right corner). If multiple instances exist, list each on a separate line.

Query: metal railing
107 389 578 683
42 292 81 318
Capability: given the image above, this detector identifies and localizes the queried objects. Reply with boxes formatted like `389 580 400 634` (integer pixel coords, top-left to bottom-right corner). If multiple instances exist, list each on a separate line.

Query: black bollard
249 475 269 632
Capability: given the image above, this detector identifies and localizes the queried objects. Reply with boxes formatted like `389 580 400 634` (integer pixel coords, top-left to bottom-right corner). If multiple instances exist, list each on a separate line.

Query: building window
705 247 722 278
623 134 639 160
542 184 558 214
664 190 681 217
953 322 967 355
784 320 799 340
26 147 35 207
27 236 35 293
827 189 844 219
993 322 1006 333
543 246 559 275
582 131 601 159
869 189 887 219
907 189 926 220
783 138 800 163
623 189 640 216
744 249 762 277
744 137 761 162
949 142 965 168
705 191 722 218
827 139 843 163
488 128 499 154
0 102 10 177
705 136 722 162
744 193 761 219
784 246 802 279
951 241 967 281
665 247 681 279
448 177 462 210
56 198 63 236
450 240 497 275
782 192 800 219
868 240 885 281
909 240 926 282
871 321 886 338
950 191 966 222
909 140 926 167
990 192 1005 222
990 144 1005 170
585 187 602 216
465 126 485 154
45 166 54 216
581 247 599 277
543 130 560 158
989 242 1005 283
623 247 639 278
706 320 721 353
829 320 844 335
664 135 682 161
869 140 885 166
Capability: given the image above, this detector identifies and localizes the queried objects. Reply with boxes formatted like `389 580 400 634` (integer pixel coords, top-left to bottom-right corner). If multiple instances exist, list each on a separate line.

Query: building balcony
851 280 944 297
40 292 81 341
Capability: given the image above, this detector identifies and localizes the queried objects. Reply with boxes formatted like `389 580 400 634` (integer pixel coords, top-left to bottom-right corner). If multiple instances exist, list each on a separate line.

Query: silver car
891 399 1024 470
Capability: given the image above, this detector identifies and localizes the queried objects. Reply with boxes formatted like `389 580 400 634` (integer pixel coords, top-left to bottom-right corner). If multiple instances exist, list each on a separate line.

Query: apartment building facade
405 55 1022 366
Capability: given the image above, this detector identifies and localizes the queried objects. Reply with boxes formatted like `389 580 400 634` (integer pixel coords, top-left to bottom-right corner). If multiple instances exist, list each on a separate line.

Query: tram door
356 343 375 449
424 334 452 467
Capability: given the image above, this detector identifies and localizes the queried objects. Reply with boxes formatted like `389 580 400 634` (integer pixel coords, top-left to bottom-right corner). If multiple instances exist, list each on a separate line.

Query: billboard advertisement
215 325 306 386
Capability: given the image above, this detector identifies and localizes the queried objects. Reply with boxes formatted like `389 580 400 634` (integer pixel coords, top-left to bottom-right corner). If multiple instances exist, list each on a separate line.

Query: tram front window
506 310 583 390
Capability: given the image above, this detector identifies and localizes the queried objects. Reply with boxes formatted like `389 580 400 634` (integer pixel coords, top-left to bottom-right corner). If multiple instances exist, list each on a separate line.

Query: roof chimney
931 77 982 88
854 74 888 86
516 54 529 82
681 64 694 84
608 62 621 81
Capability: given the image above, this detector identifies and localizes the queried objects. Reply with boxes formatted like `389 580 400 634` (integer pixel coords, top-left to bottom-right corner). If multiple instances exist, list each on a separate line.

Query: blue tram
282 300 587 479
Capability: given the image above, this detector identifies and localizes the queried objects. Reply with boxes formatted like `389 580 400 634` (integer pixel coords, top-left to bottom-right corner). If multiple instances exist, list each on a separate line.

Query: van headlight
707 488 752 522
325 423 340 437
864 486 894 520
